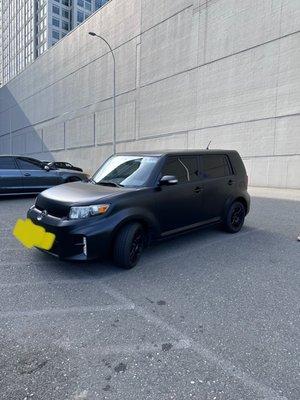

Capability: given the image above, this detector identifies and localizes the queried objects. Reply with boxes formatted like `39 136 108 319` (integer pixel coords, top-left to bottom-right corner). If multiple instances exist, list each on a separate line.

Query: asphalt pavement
0 188 299 400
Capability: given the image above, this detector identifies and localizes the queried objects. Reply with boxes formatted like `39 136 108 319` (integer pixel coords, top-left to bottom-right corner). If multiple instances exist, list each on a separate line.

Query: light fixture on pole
88 31 116 154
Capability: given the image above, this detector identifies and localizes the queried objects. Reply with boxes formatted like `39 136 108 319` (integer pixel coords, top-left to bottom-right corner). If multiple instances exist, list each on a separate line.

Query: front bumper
27 207 113 261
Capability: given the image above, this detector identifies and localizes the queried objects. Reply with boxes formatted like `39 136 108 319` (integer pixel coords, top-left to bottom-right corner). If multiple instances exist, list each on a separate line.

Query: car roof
0 155 39 159
115 149 238 157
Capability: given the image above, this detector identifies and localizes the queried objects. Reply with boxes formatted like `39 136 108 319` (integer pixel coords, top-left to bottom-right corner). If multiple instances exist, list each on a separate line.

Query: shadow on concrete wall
0 86 54 161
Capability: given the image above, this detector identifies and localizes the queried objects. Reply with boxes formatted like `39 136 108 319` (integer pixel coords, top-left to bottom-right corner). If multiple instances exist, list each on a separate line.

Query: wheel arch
111 215 158 248
234 196 249 214
223 195 249 220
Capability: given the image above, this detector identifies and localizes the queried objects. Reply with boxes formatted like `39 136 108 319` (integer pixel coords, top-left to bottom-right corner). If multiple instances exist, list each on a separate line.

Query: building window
62 21 69 30
77 10 84 23
78 0 84 7
52 5 60 15
62 9 69 19
52 30 60 39
85 1 92 11
62 0 69 5
52 18 60 27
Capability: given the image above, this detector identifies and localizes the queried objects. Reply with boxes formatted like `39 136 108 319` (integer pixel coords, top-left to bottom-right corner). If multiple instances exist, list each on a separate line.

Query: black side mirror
159 175 178 186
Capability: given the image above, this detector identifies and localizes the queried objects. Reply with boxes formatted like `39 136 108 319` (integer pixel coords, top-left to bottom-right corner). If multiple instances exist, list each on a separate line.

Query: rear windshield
92 155 159 188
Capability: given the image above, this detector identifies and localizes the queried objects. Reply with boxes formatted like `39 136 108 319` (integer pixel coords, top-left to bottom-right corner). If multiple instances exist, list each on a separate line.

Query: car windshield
92 155 159 188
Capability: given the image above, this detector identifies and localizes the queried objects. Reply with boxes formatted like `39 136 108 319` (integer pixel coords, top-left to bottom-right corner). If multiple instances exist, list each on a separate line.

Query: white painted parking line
100 282 288 400
0 278 112 290
0 303 134 319
62 339 191 356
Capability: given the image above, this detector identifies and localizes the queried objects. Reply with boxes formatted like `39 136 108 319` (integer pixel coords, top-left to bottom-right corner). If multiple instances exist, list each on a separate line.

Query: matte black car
43 161 83 172
0 155 88 195
27 150 250 268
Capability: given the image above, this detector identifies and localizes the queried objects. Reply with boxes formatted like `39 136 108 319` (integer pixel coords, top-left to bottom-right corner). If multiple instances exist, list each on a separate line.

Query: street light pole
88 32 116 154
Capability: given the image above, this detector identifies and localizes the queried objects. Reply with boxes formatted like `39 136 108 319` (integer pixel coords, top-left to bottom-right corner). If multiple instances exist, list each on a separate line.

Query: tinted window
180 156 199 181
201 155 232 179
0 157 16 169
162 156 199 183
17 158 43 170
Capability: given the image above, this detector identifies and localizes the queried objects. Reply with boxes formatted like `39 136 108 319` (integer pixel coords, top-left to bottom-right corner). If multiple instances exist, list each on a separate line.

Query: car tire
113 223 145 269
223 201 245 233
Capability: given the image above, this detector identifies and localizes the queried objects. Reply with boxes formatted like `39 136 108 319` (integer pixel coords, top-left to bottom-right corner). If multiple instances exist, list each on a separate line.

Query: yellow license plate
13 218 56 250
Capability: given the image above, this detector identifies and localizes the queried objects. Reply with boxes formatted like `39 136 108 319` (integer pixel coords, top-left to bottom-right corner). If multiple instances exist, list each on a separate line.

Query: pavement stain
114 362 127 373
157 300 166 306
161 343 173 352
102 359 111 369
17 358 48 375
145 297 154 304
102 384 111 392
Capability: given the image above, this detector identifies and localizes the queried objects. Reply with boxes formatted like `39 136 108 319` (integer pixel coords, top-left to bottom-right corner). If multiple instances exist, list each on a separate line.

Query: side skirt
160 217 221 238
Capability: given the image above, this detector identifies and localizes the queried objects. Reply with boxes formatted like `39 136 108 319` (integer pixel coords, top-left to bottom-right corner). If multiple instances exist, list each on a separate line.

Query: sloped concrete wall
0 0 299 188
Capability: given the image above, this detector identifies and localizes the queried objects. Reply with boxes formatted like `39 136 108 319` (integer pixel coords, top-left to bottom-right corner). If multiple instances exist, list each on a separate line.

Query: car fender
111 206 160 242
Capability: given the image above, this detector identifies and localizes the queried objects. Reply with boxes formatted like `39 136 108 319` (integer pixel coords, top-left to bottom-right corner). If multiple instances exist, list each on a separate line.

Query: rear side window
0 157 17 169
201 155 232 179
17 158 43 170
161 156 199 183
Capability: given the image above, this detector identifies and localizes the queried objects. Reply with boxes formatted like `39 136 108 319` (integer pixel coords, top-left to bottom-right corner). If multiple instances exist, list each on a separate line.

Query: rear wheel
113 223 145 269
223 201 245 233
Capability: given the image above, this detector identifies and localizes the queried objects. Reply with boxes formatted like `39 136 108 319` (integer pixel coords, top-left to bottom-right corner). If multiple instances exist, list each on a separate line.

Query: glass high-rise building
0 0 109 86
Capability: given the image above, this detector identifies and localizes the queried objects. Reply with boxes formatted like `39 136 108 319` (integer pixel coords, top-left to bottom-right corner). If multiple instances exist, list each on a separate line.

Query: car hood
35 182 139 217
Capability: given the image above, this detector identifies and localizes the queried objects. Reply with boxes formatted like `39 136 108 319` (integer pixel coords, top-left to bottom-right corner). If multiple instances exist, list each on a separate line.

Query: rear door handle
194 186 203 194
24 173 31 177
228 179 235 185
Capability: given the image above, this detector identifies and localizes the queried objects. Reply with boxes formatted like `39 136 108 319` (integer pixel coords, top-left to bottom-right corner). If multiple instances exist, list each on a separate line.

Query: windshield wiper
97 180 123 188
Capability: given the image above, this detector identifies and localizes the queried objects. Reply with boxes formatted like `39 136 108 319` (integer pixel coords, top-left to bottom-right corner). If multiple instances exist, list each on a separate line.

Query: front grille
35 197 69 218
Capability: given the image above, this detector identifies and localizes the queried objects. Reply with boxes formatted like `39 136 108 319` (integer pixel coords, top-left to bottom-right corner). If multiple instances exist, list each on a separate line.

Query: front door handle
194 186 203 194
228 179 235 185
24 173 31 177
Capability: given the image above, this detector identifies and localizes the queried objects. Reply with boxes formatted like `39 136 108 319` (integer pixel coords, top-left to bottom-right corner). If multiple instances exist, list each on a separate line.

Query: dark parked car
27 150 250 268
43 161 83 172
0 155 88 195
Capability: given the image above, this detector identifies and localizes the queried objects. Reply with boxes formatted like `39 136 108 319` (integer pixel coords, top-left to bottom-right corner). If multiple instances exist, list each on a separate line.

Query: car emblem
37 210 48 221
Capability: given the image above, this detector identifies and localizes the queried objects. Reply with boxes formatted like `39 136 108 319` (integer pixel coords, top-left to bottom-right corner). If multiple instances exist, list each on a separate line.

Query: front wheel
223 201 245 233
113 223 145 269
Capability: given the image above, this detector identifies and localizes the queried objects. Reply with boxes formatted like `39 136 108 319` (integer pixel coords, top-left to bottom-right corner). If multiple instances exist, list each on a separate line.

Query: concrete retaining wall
0 0 299 188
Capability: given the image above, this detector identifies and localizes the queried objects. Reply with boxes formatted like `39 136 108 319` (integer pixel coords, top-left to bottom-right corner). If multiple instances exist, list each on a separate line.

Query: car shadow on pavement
33 224 256 281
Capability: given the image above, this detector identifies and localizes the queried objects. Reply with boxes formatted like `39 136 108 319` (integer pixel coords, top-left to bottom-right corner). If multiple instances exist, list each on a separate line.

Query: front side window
161 156 199 184
201 155 232 179
17 158 44 170
92 155 159 188
0 157 17 169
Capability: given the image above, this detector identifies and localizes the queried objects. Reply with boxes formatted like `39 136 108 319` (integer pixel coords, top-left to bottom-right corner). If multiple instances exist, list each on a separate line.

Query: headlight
69 204 110 220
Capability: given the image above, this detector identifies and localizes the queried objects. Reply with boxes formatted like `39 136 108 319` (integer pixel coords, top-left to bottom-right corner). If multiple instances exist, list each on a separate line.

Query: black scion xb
27 150 250 268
